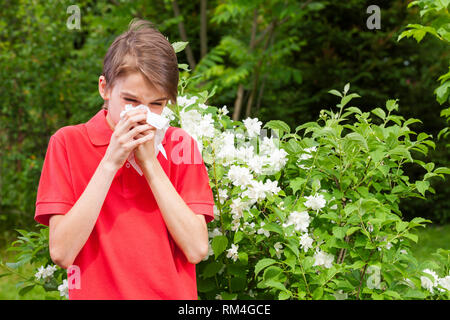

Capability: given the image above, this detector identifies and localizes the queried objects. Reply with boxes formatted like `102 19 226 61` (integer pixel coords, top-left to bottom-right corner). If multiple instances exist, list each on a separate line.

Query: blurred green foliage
0 0 448 241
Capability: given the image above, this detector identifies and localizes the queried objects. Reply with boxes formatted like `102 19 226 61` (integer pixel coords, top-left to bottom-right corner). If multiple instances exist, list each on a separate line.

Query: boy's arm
48 159 117 269
141 158 209 265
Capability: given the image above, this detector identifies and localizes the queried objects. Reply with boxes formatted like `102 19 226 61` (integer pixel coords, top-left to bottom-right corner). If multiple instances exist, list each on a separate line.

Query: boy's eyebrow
121 91 168 102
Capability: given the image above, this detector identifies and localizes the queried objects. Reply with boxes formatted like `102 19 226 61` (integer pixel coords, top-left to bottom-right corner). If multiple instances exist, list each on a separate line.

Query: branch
172 0 197 70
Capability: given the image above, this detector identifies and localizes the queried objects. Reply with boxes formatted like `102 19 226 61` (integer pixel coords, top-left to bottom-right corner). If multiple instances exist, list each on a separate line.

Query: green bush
2 84 449 300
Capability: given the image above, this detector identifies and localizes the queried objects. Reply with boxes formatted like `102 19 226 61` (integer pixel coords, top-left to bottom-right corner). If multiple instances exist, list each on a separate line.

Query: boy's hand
102 109 153 171
134 122 157 168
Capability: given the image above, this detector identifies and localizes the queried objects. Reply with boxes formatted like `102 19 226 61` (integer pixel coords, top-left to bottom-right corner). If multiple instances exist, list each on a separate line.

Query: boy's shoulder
51 123 85 144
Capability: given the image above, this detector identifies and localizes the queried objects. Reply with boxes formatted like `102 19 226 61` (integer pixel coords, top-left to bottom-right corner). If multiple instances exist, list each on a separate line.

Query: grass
0 244 61 300
0 224 449 300
410 224 450 263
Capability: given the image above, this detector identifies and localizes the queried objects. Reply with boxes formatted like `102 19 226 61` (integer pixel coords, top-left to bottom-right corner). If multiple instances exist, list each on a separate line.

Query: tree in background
0 0 449 243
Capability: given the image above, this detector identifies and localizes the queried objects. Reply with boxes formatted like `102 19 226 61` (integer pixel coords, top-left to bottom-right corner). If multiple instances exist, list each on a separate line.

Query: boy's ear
98 75 110 100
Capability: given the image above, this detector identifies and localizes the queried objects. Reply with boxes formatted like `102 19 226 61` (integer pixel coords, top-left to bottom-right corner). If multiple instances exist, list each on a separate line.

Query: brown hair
101 19 179 109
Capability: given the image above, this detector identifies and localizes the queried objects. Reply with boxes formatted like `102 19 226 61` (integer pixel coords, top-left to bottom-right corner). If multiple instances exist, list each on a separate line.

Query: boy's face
98 71 168 130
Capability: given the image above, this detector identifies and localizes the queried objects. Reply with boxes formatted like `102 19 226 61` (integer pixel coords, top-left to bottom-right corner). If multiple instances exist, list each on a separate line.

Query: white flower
219 105 229 115
438 275 450 292
274 242 283 259
257 222 270 237
34 266 45 280
213 204 220 221
247 155 265 174
262 179 282 195
214 131 237 164
241 180 267 203
228 165 253 187
299 233 314 252
304 194 326 212
236 145 256 163
226 244 239 262
58 279 69 299
208 228 223 239
179 108 215 144
161 106 175 121
198 103 208 109
177 95 198 108
333 290 348 300
231 218 241 232
203 241 214 261
218 188 228 204
243 221 256 235
304 146 317 153
283 211 310 233
313 250 334 268
421 269 439 294
243 117 262 138
385 242 392 250
266 149 288 174
35 265 57 280
299 153 313 160
230 197 250 219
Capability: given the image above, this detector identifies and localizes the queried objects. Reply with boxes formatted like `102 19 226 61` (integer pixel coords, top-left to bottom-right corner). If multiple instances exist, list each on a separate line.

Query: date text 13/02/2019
177 304 271 317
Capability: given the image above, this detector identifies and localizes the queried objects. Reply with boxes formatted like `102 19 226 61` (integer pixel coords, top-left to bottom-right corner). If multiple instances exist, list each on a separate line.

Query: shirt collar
85 109 169 146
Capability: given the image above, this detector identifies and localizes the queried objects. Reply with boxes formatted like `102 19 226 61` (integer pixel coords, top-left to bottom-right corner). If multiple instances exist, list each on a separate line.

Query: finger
115 112 148 136
124 123 153 141
128 132 154 149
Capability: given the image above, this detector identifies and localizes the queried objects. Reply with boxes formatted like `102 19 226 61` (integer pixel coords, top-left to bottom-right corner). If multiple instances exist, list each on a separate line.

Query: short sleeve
172 129 215 224
35 134 76 226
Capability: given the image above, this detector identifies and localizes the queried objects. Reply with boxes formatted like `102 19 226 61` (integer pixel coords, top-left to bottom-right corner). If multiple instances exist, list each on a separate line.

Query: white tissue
120 104 170 175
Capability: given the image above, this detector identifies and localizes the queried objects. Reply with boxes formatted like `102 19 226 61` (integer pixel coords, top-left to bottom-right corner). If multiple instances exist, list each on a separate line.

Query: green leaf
211 236 228 258
345 132 368 151
328 89 342 97
264 279 287 292
278 291 292 300
172 41 188 53
396 221 409 233
263 266 284 281
403 232 418 243
238 252 248 265
403 288 427 299
344 83 350 95
264 120 291 135
312 287 324 299
254 258 277 278
289 177 306 194
202 261 224 278
435 80 450 105
178 63 190 71
18 284 35 296
263 222 283 235
332 226 347 239
372 108 386 120
415 180 430 196
346 226 360 236
435 167 450 175
386 99 399 112
339 93 360 108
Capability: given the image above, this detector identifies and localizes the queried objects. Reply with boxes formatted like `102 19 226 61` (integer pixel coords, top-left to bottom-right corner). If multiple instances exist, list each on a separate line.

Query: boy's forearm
142 159 209 264
49 159 117 268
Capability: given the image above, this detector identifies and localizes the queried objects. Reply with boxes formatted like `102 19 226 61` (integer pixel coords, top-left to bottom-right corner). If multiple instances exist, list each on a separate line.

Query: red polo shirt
34 109 215 300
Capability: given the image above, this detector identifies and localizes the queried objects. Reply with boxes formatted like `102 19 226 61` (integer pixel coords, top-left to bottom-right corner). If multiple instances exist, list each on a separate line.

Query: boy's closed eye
124 97 162 106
